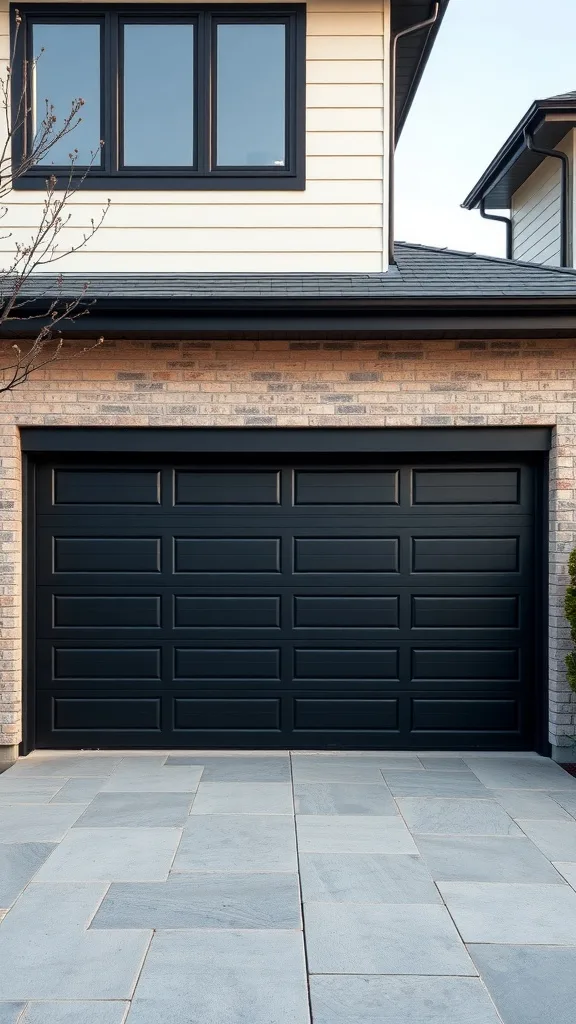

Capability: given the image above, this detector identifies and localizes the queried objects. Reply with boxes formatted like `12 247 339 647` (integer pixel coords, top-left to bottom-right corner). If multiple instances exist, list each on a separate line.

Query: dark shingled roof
19 242 576 303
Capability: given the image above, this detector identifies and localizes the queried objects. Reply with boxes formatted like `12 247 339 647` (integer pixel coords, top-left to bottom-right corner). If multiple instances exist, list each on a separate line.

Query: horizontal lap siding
0 0 389 272
511 131 574 267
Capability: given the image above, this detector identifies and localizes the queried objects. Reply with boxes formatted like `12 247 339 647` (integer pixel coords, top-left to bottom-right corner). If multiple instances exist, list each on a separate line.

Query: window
12 5 305 189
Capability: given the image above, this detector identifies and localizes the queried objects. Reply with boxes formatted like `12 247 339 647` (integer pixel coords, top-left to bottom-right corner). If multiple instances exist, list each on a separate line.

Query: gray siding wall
512 155 562 266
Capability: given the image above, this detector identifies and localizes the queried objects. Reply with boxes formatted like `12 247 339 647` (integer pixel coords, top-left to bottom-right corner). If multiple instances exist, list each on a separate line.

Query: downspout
479 198 513 260
388 1 441 265
524 128 570 267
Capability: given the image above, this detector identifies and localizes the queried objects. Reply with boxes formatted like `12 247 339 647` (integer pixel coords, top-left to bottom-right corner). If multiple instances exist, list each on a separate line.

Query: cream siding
0 0 391 272
511 130 573 267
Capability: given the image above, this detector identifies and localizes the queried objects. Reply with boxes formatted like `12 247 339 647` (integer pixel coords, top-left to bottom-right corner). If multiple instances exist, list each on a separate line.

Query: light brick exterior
1 335 576 752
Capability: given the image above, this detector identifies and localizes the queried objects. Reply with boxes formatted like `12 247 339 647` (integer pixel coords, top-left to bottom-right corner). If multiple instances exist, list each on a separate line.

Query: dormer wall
511 129 574 267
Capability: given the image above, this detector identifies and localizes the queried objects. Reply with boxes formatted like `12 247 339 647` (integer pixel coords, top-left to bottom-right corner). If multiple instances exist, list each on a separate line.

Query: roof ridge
394 240 576 277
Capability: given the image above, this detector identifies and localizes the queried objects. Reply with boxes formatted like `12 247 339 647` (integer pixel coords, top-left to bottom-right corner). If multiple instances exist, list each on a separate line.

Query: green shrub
565 549 576 693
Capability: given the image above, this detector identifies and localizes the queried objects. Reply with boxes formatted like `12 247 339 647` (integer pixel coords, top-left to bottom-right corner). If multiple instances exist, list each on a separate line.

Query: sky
395 0 576 258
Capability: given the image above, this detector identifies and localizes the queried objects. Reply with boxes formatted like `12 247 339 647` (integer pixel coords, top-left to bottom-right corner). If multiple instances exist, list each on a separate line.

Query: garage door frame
20 427 552 755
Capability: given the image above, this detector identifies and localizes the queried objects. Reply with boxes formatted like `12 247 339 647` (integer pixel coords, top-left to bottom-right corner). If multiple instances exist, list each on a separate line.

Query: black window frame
11 3 306 190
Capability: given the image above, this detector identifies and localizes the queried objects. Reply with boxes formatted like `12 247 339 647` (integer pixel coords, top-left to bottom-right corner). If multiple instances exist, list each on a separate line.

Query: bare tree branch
0 10 108 395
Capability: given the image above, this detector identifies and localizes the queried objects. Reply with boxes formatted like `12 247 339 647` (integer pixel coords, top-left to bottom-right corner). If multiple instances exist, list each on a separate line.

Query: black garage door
33 454 538 749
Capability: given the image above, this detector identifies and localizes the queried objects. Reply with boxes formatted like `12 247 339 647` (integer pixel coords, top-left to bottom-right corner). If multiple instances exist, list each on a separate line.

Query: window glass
32 23 101 166
216 23 286 167
123 23 195 166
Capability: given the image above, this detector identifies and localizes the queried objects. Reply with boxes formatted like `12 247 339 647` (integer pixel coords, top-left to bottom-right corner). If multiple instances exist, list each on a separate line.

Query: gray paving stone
0 805 86 842
397 798 521 835
126 930 309 1024
0 779 64 798
516 818 576 860
468 944 576 1024
5 757 122 778
0 1005 25 1024
0 883 151 1000
466 756 576 791
112 757 168 773
165 756 290 782
294 783 398 815
72 793 192 828
299 853 440 903
549 790 576 817
296 815 417 853
33 828 181 881
291 754 422 770
383 771 488 798
554 861 576 889
49 779 108 803
438 881 576 943
101 767 203 793
0 843 56 907
91 873 301 929
415 835 563 882
0 795 55 805
190 782 293 814
172 814 297 872
490 789 573 820
291 763 386 784
418 757 475 772
21 1003 129 1024
310 976 504 1024
304 902 474 975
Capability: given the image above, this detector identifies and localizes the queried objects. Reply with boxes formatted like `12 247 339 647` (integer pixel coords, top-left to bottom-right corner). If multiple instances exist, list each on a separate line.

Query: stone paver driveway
1 751 576 1023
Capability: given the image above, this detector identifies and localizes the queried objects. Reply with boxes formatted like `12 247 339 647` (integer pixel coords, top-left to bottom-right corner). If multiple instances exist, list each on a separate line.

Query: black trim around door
21 427 551 755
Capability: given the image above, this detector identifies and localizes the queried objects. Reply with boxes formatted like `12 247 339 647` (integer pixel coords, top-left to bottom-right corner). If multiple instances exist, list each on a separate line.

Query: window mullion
104 11 117 173
196 11 210 175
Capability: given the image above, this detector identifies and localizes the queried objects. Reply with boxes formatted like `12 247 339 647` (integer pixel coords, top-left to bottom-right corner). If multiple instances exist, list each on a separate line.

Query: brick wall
1 336 575 751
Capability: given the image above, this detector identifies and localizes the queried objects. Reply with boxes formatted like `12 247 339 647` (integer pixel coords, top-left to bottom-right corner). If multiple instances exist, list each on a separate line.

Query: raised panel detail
53 470 160 505
412 596 519 629
412 649 519 681
294 648 399 680
294 538 398 573
52 648 161 681
294 596 398 628
175 538 280 573
294 698 398 730
412 699 519 732
53 698 161 730
54 537 161 573
412 469 520 505
174 648 280 680
53 596 161 628
174 471 280 505
174 698 280 730
294 470 398 505
174 596 280 628
412 537 519 573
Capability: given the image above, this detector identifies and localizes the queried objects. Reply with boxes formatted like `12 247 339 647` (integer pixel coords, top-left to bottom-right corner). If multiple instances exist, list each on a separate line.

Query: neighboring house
2 0 576 767
462 89 576 267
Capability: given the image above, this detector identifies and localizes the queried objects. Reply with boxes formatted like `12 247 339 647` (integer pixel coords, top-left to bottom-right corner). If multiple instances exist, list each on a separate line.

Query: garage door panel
51 697 162 732
174 646 281 682
37 644 163 686
411 648 520 682
411 697 521 734
294 469 399 505
34 454 538 749
174 470 281 506
42 467 162 508
294 697 399 731
410 595 520 630
174 697 281 732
